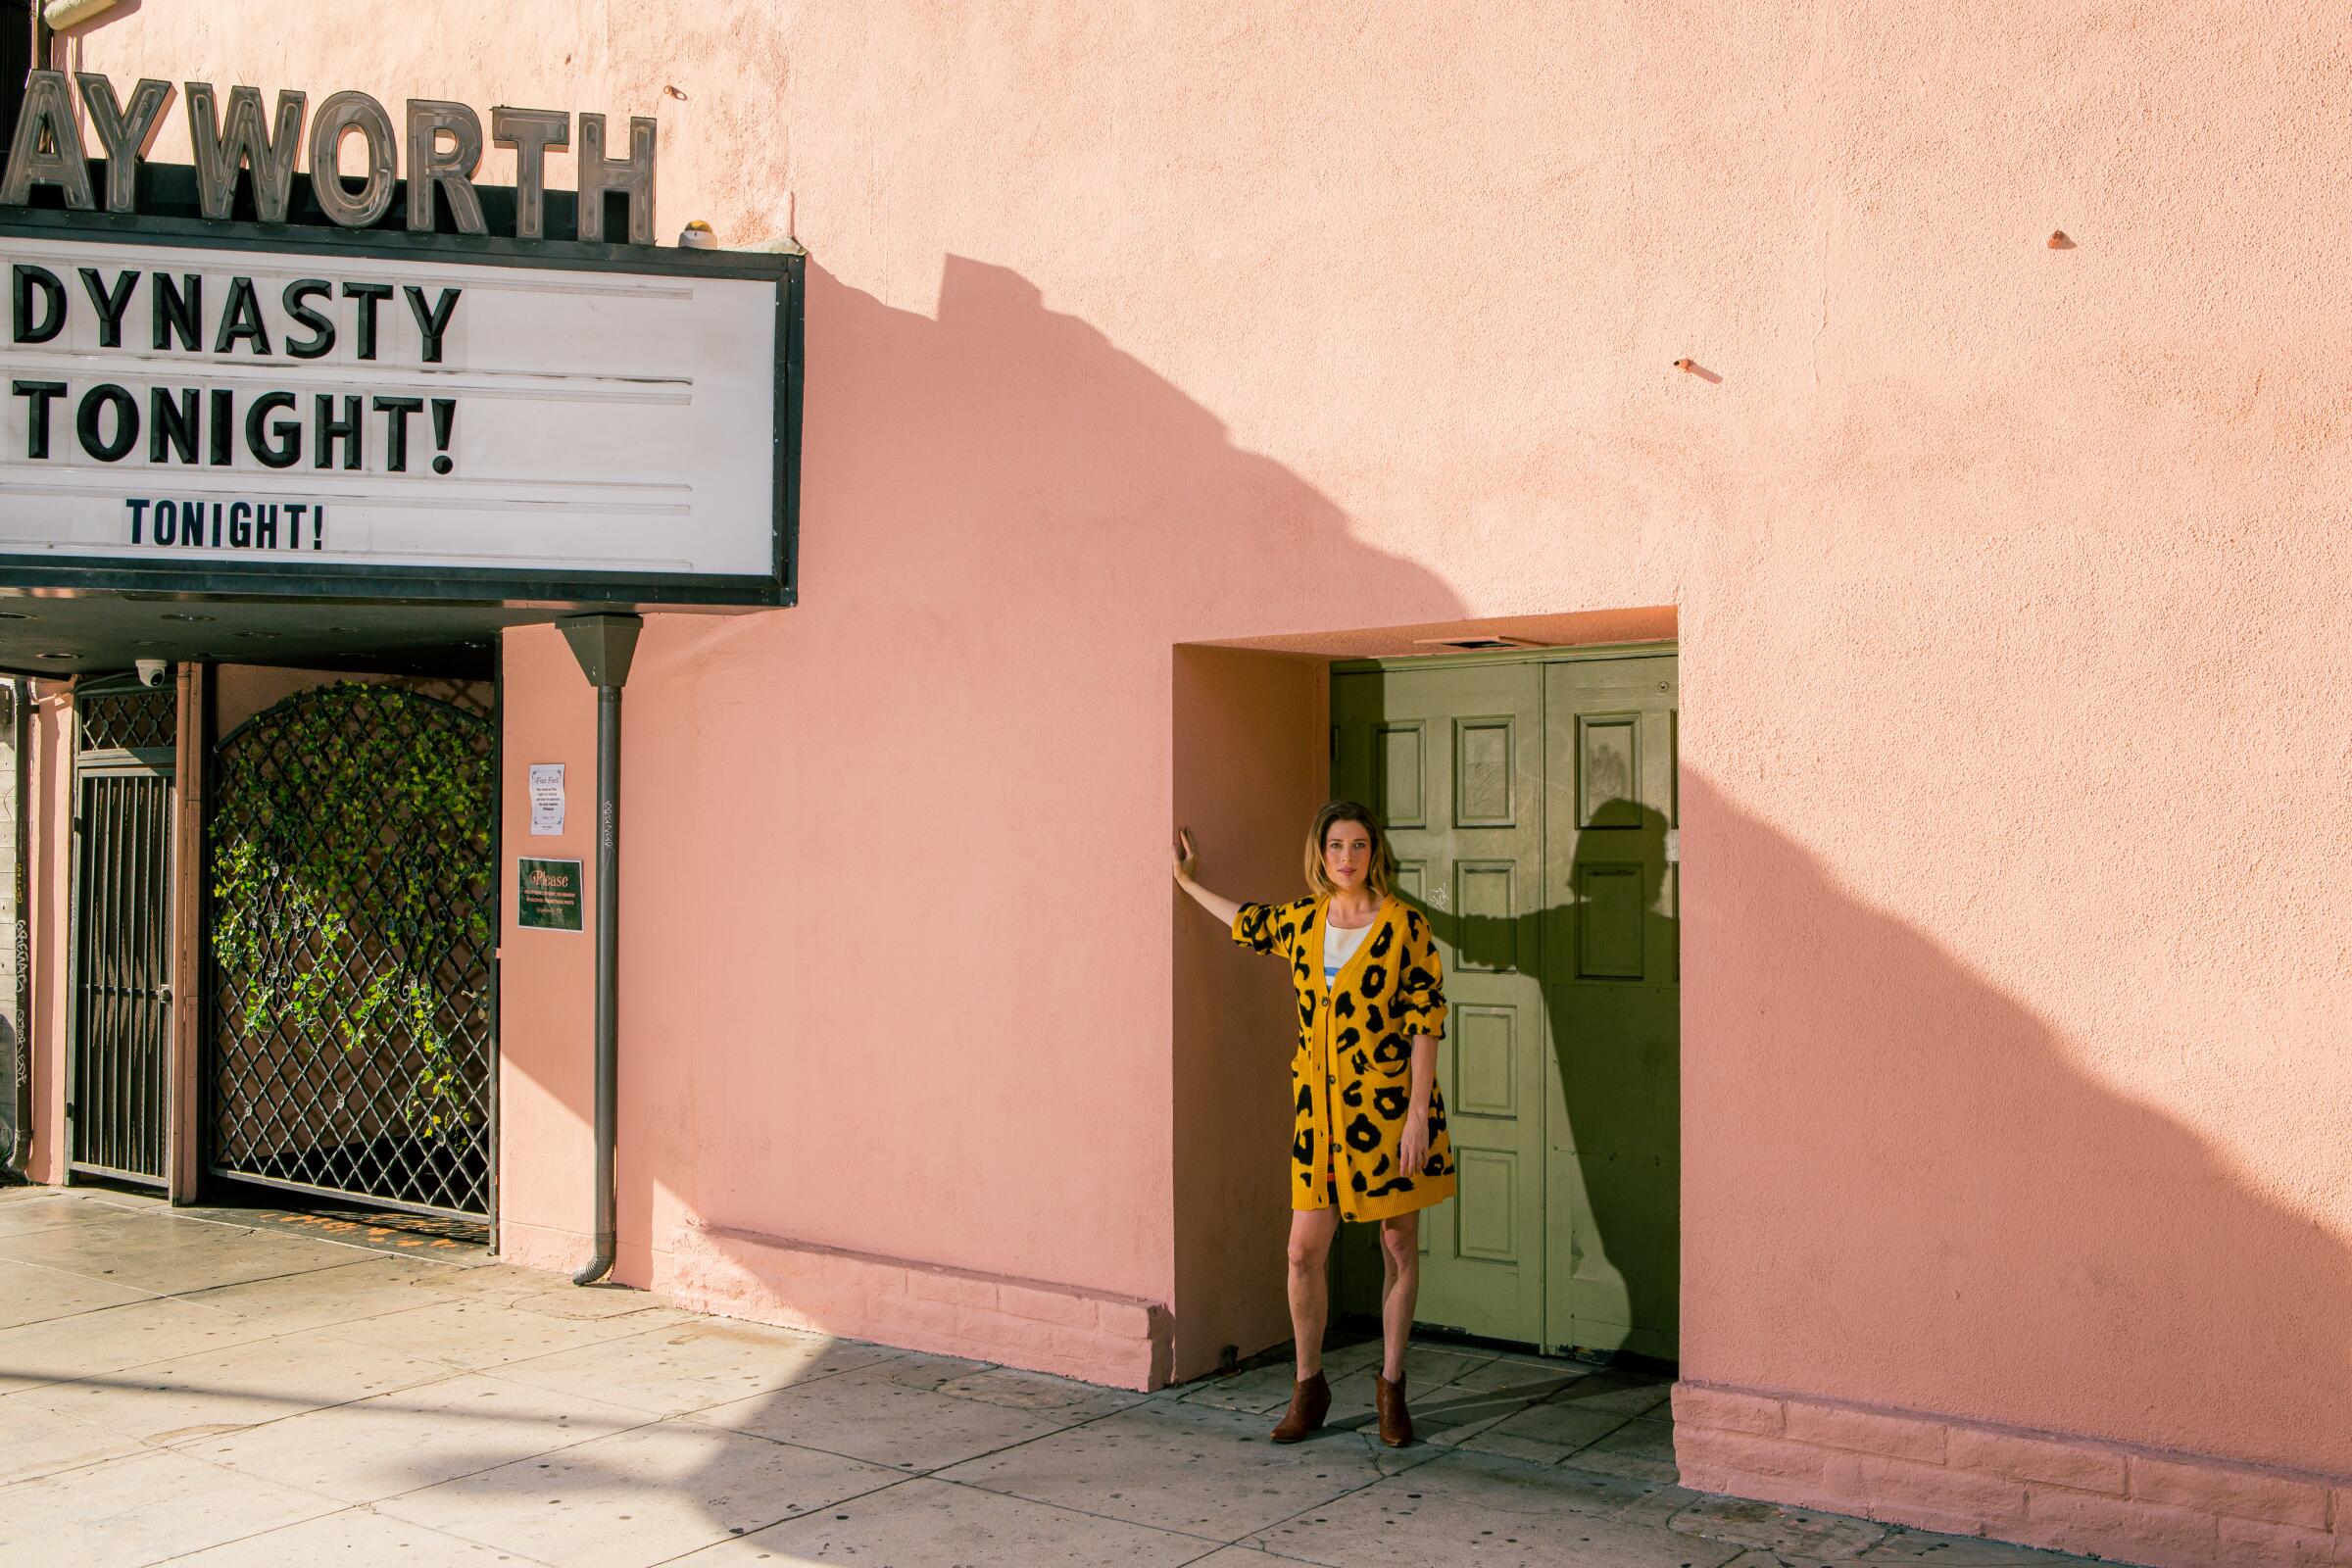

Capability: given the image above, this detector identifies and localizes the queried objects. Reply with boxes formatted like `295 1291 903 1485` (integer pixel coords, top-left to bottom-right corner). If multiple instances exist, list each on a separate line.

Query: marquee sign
0 72 798 611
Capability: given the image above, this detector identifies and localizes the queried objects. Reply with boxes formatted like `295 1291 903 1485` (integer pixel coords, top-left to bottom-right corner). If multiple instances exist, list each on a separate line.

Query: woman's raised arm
1172 827 1244 927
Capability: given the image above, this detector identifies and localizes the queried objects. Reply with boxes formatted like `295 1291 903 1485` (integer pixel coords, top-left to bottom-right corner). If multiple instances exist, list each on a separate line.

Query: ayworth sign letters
0 71 800 607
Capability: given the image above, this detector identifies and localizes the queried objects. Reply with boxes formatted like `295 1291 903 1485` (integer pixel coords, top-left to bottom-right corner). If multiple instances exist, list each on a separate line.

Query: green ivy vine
211 682 494 1139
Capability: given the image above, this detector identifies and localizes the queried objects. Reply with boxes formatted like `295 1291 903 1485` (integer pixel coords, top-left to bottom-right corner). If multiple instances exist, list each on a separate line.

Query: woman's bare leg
1287 1206 1341 1378
1378 1210 1419 1381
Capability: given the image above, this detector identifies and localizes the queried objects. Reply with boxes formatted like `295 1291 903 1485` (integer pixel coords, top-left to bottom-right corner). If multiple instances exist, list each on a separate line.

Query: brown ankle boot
1270 1370 1331 1443
1375 1371 1412 1446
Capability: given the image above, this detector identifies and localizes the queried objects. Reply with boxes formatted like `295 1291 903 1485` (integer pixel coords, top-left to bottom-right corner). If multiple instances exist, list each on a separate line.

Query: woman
1174 801 1456 1446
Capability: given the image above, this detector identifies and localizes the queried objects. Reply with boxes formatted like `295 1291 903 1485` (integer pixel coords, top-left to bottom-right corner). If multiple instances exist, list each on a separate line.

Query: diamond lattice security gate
67 677 179 1188
208 683 496 1222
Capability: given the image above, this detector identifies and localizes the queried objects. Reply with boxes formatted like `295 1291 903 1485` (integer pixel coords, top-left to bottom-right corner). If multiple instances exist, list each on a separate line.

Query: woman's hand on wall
1173 828 1243 926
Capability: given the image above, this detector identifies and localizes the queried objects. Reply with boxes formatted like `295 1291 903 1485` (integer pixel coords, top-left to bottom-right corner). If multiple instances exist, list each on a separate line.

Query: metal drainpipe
560 616 641 1286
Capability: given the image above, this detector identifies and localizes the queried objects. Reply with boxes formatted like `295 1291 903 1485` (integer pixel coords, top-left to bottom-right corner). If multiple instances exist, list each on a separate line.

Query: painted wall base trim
660 1222 1174 1391
1673 1382 2352 1568
494 1218 606 1279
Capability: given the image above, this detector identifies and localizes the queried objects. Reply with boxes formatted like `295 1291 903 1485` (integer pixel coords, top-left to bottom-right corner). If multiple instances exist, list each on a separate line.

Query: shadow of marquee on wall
0 71 803 673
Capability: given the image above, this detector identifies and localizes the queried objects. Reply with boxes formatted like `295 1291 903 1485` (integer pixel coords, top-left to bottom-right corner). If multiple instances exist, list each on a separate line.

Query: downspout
560 615 640 1286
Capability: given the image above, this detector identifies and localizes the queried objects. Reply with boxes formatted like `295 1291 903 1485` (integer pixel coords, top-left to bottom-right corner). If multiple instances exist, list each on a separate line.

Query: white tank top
1323 920 1372 988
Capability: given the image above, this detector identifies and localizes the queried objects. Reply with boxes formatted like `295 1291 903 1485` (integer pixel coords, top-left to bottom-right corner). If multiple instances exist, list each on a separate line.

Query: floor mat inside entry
176 1191 489 1257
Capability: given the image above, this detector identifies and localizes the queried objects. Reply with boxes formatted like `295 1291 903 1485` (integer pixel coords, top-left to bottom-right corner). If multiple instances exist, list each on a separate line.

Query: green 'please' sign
517 858 583 931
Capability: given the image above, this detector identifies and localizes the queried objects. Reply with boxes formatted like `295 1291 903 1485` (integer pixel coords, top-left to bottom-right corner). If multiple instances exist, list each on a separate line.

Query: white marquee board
0 225 788 597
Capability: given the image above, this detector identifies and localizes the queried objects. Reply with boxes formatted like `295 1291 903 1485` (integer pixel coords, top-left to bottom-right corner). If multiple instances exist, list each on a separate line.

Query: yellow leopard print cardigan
1232 896 1457 1221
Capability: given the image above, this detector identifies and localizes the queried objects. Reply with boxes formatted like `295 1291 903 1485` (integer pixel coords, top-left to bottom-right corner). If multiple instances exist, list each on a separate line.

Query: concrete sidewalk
0 1186 2092 1567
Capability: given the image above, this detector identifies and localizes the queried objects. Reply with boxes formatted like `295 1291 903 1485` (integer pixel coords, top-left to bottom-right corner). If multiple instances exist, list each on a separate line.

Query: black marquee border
0 205 803 611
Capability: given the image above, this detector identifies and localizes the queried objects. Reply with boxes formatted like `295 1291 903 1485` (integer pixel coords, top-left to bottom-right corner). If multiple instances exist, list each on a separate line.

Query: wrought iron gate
68 677 179 1187
209 683 496 1221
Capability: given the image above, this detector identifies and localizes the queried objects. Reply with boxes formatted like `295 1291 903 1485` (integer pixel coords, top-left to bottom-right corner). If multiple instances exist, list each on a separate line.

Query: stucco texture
69 1 2352 1480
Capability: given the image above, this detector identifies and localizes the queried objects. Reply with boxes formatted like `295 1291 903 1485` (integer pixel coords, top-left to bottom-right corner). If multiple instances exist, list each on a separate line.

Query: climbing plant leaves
210 682 494 1140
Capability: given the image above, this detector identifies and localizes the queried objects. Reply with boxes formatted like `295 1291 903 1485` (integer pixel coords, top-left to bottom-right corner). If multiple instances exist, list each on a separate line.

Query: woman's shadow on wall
1373 798 1681 1368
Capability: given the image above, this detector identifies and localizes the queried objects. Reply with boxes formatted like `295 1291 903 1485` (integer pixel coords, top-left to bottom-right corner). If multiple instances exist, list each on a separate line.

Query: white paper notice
530 763 565 836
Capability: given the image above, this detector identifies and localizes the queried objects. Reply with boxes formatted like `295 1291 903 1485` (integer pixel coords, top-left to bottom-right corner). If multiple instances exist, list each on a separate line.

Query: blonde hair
1304 800 1395 900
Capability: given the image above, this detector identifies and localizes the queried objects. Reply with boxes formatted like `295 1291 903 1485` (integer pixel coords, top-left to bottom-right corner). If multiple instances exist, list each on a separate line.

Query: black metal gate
208 682 496 1222
68 677 179 1187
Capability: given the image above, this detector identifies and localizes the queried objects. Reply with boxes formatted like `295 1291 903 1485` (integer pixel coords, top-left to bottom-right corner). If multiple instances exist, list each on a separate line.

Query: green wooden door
1543 653 1679 1360
1333 662 1546 1345
1331 650 1680 1360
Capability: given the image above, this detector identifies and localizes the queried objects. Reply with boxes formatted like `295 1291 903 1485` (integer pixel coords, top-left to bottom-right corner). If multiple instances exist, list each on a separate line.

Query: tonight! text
124 498 327 552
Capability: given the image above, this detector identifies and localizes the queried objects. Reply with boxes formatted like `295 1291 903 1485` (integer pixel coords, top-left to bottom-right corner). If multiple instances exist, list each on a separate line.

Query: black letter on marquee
403 286 461 364
76 383 139 462
77 269 138 348
430 397 456 474
282 279 335 359
373 394 422 470
12 266 64 344
125 498 150 543
11 380 65 459
213 275 272 356
245 390 300 468
152 273 201 351
149 386 199 464
207 388 234 465
341 281 392 360
314 393 363 470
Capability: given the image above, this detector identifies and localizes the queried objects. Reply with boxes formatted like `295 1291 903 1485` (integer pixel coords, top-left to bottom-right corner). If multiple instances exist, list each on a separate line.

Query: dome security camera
134 658 170 688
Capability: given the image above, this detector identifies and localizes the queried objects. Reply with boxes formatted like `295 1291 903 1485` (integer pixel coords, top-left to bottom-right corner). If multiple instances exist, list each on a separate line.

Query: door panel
1543 654 1679 1358
1334 663 1545 1344
1330 649 1680 1360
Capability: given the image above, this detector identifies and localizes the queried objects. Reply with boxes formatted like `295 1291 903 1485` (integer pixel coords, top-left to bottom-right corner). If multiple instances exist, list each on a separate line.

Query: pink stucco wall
61 1 2352 1531
494 629 600 1274
1169 647 1328 1378
25 686 71 1185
